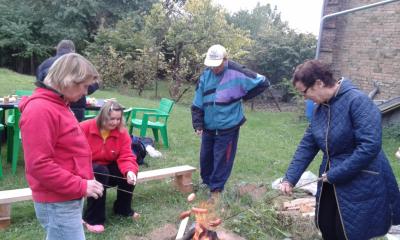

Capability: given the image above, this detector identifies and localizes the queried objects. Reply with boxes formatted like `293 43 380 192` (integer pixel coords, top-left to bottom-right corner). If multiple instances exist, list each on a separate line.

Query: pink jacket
80 119 139 176
19 88 93 202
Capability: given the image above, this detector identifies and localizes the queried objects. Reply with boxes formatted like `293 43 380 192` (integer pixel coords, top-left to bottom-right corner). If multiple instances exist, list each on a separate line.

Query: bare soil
125 223 246 240
125 224 177 240
236 183 267 202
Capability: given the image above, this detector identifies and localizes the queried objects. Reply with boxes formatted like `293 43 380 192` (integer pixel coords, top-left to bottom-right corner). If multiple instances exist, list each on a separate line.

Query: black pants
318 183 346 240
83 162 135 225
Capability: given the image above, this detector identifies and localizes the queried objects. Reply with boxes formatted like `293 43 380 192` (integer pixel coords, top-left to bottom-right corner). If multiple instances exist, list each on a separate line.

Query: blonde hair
96 100 125 131
44 53 100 92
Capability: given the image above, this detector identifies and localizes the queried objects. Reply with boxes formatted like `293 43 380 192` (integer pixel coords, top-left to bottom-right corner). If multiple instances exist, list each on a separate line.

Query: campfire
177 193 222 240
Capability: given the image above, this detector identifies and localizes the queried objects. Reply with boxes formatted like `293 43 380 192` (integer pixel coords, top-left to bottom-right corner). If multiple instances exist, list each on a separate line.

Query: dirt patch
125 223 177 240
125 224 245 240
237 183 267 202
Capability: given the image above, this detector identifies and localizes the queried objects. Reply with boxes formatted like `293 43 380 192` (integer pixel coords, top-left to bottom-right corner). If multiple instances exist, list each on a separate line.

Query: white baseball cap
204 44 227 67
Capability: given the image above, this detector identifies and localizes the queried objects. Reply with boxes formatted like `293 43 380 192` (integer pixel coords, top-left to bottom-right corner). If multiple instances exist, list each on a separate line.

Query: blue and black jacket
191 60 269 132
36 49 99 109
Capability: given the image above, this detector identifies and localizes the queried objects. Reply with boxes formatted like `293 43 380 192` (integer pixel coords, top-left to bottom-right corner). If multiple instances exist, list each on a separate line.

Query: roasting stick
223 177 322 222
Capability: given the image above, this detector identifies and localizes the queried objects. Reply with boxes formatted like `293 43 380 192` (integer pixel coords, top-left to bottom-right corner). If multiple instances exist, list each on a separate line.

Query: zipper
322 104 349 240
315 104 329 231
361 170 379 175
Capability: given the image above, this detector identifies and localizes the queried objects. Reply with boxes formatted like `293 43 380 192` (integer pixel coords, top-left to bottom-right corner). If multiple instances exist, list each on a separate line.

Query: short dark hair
56 40 75 54
292 60 336 88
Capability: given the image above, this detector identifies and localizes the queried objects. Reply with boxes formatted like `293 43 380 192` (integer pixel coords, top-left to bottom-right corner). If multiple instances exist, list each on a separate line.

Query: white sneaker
396 147 400 160
146 145 162 158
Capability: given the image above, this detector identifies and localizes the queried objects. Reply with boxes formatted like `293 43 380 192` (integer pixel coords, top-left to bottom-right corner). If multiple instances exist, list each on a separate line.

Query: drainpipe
315 0 400 59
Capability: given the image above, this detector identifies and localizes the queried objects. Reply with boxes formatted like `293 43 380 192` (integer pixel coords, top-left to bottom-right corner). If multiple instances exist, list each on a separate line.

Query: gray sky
213 0 324 35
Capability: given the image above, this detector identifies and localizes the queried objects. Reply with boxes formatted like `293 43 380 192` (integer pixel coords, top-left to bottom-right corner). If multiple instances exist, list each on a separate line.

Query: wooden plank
175 216 189 240
137 165 196 183
377 96 400 114
0 188 32 204
0 165 196 204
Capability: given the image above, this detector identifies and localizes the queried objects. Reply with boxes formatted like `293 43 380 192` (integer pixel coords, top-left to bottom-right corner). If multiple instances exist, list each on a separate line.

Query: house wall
320 0 400 100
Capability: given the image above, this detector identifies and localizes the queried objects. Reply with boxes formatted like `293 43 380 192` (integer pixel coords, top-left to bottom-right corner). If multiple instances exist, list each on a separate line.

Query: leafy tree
226 3 316 102
162 0 251 99
0 0 159 74
85 0 251 100
227 3 287 38
89 46 126 89
0 1 48 73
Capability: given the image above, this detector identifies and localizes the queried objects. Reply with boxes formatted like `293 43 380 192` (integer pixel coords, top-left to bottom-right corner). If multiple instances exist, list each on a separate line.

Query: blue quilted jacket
284 79 400 240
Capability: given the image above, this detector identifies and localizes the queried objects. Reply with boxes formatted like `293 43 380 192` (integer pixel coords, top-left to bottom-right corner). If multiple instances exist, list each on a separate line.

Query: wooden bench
0 165 196 229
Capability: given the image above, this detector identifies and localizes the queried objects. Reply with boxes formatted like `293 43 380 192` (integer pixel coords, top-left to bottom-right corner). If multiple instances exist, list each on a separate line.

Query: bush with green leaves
89 46 126 89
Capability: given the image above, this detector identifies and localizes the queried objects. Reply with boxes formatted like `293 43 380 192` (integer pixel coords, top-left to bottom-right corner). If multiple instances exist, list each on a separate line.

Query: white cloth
272 171 318 196
146 145 162 158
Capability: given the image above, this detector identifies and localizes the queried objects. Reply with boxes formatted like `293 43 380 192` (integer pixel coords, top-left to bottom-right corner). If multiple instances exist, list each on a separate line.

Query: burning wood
193 223 219 240
177 193 222 240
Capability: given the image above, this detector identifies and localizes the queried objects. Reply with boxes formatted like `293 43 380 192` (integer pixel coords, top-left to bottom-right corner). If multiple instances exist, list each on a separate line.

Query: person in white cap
191 44 269 202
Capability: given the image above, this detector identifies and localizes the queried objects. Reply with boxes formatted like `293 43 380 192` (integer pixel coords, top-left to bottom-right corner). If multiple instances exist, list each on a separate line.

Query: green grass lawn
0 68 399 239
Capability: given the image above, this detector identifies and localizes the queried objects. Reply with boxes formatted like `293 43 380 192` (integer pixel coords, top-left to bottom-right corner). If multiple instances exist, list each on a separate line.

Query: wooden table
85 98 105 111
0 99 107 111
0 100 20 110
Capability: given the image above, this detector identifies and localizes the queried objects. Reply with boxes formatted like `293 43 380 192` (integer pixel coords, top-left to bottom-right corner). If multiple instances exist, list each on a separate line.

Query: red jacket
80 119 138 176
19 88 93 202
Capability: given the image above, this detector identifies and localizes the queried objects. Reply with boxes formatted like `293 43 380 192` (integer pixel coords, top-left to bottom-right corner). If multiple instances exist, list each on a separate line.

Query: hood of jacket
328 78 357 104
19 86 67 113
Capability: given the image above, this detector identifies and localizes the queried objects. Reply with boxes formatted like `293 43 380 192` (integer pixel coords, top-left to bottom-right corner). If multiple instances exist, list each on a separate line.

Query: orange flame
191 201 221 240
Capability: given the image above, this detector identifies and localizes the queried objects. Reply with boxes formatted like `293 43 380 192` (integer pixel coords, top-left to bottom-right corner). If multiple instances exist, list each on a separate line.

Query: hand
279 180 293 195
127 171 137 185
195 129 203 136
86 179 104 199
321 173 329 182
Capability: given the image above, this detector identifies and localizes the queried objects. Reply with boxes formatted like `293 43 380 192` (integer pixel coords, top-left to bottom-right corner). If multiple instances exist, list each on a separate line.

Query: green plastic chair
123 108 133 126
84 110 97 120
6 108 21 175
129 98 174 148
0 108 4 179
2 90 32 175
15 90 33 97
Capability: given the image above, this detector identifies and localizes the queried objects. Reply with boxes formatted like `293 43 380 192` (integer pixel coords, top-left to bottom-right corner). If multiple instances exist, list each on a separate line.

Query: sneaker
83 221 105 233
146 145 162 158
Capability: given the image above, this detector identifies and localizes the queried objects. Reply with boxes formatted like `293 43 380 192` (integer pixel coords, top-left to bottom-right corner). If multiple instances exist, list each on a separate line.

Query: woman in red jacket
80 101 139 233
20 53 104 240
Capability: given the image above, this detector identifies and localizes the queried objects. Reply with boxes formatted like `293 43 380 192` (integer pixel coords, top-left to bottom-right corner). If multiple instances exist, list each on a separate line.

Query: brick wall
319 0 400 100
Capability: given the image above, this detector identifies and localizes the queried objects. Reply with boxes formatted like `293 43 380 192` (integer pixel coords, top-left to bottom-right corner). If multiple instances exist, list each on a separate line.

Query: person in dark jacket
36 39 99 121
191 44 269 202
280 59 400 240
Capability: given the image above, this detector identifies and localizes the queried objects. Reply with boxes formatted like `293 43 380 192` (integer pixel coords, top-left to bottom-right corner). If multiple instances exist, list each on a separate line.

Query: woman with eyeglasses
80 100 139 233
280 60 400 240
